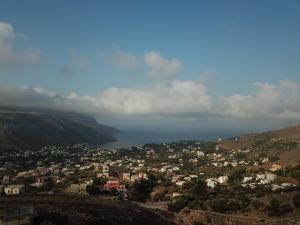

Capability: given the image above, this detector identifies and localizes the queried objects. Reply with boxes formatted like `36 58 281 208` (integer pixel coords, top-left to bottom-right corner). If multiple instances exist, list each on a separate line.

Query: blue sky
0 0 300 131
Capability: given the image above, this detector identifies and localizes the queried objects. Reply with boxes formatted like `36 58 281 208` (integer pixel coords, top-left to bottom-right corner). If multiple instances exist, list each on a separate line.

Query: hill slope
266 123 300 140
220 123 300 149
0 106 117 151
0 195 175 225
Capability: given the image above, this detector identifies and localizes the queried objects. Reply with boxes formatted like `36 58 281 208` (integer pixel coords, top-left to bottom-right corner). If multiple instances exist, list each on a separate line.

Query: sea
103 129 243 149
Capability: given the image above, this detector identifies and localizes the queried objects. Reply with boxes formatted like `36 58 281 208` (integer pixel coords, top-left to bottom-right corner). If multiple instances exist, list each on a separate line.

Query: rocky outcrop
176 209 300 225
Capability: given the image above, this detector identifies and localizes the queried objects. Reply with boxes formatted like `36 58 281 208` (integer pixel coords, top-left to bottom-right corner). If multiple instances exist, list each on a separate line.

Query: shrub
229 168 246 184
210 198 229 213
210 196 250 213
267 198 293 216
34 211 69 225
193 221 205 225
268 198 280 213
129 176 158 202
293 193 300 208
251 199 262 210
168 195 192 213
86 185 100 195
168 198 188 212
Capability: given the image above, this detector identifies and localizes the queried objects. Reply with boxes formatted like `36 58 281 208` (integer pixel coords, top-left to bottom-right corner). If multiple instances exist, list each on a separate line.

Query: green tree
191 180 207 196
129 176 158 202
86 184 100 195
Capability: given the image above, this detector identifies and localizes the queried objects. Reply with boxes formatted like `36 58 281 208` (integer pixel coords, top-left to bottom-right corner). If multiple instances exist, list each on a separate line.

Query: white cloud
100 50 183 80
99 49 139 69
1 78 300 121
60 48 88 75
0 21 43 68
144 51 183 79
0 22 16 40
279 80 300 90
221 80 300 119
0 80 210 117
97 80 210 116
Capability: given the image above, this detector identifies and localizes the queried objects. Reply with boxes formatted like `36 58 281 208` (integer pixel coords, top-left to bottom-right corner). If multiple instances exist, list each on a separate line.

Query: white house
265 173 277 182
172 192 182 198
243 177 253 183
197 151 205 157
261 158 269 163
206 178 218 188
217 176 228 184
172 166 180 171
176 181 185 186
270 164 282 172
102 165 109 173
4 185 25 195
123 173 131 180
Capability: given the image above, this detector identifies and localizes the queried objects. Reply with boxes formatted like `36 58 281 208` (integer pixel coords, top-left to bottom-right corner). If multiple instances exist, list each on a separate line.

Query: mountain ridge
0 105 118 151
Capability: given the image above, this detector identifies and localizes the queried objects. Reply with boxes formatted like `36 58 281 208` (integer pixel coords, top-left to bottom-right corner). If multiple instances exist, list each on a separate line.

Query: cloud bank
1 80 300 120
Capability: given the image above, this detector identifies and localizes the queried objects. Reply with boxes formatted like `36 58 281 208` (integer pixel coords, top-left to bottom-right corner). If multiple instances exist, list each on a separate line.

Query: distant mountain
0 105 118 151
220 123 300 150
266 123 300 140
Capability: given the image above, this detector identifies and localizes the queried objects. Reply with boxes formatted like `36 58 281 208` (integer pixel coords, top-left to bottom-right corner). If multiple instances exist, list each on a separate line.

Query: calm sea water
103 129 242 149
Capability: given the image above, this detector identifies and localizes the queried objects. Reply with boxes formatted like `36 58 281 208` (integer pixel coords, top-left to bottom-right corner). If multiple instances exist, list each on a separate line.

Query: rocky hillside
0 195 175 225
220 123 300 150
0 106 117 151
176 208 300 225
266 123 300 140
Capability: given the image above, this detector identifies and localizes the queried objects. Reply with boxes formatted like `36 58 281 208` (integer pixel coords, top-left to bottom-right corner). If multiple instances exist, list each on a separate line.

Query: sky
0 0 300 133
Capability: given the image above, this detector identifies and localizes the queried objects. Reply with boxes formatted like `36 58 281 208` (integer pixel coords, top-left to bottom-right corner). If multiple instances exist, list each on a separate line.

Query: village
0 139 298 202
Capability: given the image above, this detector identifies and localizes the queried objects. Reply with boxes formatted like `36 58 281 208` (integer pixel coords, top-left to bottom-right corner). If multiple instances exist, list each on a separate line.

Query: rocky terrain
0 106 117 151
176 208 300 225
0 195 175 225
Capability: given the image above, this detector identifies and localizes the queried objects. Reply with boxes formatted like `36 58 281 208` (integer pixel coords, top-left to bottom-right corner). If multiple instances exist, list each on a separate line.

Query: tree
193 222 205 225
129 176 158 202
86 184 100 195
191 180 207 196
168 195 191 212
229 168 246 184
93 177 107 186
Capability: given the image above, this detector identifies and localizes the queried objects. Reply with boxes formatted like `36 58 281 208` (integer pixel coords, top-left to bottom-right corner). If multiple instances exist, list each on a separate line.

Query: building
123 173 131 180
138 172 148 180
4 185 25 195
31 177 45 188
104 180 126 192
197 151 205 157
217 175 228 184
270 164 282 172
206 178 218 188
64 183 88 195
243 177 253 183
172 192 182 198
96 172 109 178
102 165 109 173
